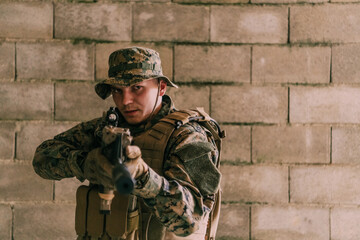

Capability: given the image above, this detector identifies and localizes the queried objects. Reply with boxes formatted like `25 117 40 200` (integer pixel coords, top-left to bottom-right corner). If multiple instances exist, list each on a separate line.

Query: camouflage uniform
32 47 221 240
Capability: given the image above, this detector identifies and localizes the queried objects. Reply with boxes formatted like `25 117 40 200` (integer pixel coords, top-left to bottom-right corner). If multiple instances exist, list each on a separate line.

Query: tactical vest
75 108 225 240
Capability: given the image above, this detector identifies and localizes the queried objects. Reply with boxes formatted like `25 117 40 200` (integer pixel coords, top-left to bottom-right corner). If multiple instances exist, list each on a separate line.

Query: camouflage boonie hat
95 47 178 99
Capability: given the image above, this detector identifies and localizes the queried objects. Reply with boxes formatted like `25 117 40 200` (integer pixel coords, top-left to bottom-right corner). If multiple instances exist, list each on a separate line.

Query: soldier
33 47 224 240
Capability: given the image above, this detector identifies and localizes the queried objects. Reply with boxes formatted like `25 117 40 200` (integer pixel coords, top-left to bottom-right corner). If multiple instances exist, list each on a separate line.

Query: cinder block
252 206 329 240
55 82 113 121
220 125 250 163
0 82 53 120
55 178 88 202
331 208 360 240
14 203 76 240
332 127 360 164
0 43 15 79
96 43 173 81
211 6 288 43
211 86 288 123
166 85 210 113
0 163 52 201
0 204 11 240
0 2 52 39
252 46 331 83
216 204 249 239
290 5 360 43
253 0 326 2
291 166 360 204
55 3 131 41
331 0 360 2
133 4 209 42
290 86 360 124
253 126 330 164
131 0 169 2
221 165 288 203
17 42 94 81
0 123 15 160
332 44 360 83
17 122 77 161
174 45 250 83
175 0 247 2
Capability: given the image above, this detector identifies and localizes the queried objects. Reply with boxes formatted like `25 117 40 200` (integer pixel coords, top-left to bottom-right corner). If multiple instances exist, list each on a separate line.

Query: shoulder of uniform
173 121 207 140
160 108 214 138
164 121 209 155
179 120 206 133
161 108 208 128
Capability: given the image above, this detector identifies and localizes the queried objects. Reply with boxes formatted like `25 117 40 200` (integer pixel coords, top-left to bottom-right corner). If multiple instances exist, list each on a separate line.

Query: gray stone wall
1 0 360 239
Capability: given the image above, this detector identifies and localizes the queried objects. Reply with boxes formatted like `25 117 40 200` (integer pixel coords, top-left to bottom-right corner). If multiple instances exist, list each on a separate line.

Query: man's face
111 79 166 125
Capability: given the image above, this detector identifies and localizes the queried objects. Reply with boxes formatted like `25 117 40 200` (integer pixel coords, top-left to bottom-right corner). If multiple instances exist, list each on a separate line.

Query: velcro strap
160 109 211 128
194 107 211 121
159 111 192 127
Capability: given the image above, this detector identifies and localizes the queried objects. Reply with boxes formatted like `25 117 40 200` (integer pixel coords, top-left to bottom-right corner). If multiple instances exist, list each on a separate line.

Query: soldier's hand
124 145 149 180
83 148 114 188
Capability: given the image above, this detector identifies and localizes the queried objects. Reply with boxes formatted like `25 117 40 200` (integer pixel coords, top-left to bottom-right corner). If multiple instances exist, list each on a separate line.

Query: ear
159 80 167 96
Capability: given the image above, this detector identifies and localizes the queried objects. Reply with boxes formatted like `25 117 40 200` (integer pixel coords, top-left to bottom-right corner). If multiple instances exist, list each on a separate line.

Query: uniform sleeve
32 118 103 181
132 122 221 237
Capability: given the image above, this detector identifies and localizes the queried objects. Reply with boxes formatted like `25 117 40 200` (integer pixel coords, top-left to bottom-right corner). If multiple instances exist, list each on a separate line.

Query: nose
121 90 133 106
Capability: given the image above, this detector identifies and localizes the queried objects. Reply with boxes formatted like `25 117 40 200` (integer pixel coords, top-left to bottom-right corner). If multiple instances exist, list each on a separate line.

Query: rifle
98 107 135 215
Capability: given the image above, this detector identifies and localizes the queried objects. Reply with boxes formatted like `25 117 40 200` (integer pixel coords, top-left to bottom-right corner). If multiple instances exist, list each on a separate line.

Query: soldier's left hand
124 145 149 179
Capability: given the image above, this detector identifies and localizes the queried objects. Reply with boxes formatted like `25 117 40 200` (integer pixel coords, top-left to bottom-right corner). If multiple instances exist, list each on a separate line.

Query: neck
146 95 162 122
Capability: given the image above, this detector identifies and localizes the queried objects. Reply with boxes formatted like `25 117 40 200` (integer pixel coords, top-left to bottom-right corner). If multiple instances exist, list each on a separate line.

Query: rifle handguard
112 163 135 195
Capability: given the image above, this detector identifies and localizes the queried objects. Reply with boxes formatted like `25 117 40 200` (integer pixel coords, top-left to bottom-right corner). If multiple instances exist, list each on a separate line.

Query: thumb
126 145 141 160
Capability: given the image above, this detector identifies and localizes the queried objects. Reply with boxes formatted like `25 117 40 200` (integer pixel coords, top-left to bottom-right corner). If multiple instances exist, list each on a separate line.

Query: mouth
123 109 139 117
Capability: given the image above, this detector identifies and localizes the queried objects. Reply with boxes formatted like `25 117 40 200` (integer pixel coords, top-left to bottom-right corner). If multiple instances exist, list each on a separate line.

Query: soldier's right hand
83 148 114 188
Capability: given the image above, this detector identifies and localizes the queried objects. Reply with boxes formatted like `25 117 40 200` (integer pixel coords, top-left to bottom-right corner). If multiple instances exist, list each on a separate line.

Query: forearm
33 139 87 181
32 118 103 181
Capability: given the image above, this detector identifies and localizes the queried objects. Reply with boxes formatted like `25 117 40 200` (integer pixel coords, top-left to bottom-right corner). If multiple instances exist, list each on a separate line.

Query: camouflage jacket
33 95 220 237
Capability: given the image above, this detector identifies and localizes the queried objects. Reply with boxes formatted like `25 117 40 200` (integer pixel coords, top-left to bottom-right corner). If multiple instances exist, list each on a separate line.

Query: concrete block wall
1 0 360 239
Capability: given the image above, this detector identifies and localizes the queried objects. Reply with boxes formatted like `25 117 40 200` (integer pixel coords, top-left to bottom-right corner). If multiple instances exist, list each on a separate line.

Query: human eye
132 85 143 91
111 87 122 95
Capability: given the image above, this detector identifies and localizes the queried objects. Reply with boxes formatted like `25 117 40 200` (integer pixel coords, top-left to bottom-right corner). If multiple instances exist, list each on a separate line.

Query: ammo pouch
75 185 139 240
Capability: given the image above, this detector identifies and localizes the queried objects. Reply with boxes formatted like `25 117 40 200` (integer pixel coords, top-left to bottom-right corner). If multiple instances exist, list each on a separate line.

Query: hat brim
95 76 178 100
